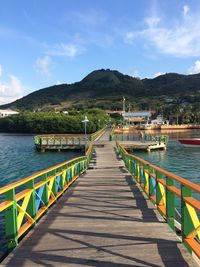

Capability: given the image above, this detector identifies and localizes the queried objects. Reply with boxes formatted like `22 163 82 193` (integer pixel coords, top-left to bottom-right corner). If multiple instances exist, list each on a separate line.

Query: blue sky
1 0 200 104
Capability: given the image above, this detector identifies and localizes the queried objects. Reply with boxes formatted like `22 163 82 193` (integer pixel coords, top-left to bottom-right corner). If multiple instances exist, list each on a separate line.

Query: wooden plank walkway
1 130 199 267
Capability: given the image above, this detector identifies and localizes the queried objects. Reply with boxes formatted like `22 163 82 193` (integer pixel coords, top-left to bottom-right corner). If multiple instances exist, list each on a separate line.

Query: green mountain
1 69 200 111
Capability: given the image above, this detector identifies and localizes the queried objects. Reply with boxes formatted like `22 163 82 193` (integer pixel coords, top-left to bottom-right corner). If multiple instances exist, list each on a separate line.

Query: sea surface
117 129 200 185
0 130 200 257
117 129 200 221
0 134 82 187
0 133 83 257
140 129 200 185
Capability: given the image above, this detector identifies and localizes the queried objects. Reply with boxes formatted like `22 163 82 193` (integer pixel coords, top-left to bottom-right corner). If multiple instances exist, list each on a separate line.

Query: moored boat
178 138 200 147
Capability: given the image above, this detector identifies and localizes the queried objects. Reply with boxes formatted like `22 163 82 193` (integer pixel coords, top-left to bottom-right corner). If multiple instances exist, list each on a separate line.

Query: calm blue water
131 129 200 185
120 129 200 222
0 134 83 258
0 131 200 257
0 134 82 187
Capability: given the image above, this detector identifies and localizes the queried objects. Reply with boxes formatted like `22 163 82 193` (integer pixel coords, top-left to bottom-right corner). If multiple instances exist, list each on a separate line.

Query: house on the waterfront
123 111 152 125
0 109 19 117
151 115 169 125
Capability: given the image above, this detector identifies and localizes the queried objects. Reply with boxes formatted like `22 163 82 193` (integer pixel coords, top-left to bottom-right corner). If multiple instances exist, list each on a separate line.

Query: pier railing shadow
2 145 193 267
4 173 190 267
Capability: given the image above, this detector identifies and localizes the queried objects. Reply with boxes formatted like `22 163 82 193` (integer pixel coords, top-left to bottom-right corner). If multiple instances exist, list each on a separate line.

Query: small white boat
178 138 200 147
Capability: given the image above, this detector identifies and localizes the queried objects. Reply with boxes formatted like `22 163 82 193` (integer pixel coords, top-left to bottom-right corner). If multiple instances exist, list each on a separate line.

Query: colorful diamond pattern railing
0 144 93 254
117 141 200 260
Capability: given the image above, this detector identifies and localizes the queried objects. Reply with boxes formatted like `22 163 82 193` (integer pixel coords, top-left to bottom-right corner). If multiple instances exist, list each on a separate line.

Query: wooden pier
35 134 86 152
34 128 106 152
119 140 167 151
1 130 199 266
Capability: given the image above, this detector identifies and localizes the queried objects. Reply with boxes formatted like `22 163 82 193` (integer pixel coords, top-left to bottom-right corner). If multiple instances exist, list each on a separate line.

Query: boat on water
178 138 200 147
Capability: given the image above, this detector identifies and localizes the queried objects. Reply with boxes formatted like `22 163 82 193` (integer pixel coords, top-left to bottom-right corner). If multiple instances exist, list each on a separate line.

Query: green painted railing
144 134 169 144
0 144 93 254
110 130 168 144
34 134 84 146
116 142 200 259
90 126 106 141
34 127 106 147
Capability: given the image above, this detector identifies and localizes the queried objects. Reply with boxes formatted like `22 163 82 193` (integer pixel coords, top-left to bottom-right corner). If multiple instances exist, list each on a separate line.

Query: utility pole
176 112 179 125
123 96 125 126
128 103 130 126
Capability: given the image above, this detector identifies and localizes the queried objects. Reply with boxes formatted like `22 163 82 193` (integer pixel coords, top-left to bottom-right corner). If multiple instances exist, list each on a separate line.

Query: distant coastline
115 124 200 133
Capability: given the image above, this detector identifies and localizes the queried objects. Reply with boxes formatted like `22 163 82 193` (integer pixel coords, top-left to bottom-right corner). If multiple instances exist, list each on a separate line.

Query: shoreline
115 124 200 132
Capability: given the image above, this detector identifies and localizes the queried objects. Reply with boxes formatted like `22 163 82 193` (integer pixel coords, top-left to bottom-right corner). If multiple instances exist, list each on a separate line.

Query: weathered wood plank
1 130 199 266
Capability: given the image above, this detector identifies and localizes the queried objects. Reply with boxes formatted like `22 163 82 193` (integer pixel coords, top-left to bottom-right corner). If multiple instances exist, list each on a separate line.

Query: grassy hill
1 69 200 111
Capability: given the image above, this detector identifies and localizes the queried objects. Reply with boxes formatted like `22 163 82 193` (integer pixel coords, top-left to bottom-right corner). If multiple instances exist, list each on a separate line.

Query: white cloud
153 72 165 78
47 43 84 58
129 69 140 78
145 16 160 28
124 8 200 57
36 55 52 76
0 74 23 104
188 60 200 74
143 19 200 57
183 5 190 17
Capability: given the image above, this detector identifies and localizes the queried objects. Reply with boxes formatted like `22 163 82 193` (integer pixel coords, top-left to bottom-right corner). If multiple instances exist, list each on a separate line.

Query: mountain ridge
1 69 200 110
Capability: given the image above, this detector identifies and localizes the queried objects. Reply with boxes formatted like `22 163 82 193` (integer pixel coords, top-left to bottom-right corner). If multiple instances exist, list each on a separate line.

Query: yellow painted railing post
155 171 163 211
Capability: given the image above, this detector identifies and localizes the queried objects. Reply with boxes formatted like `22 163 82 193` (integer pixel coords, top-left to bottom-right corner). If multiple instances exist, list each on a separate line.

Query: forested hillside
1 69 200 111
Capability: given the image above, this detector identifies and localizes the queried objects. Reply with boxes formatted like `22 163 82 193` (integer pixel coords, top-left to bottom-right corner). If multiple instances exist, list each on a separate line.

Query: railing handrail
34 127 106 145
90 126 106 141
0 143 94 195
35 134 85 138
116 141 200 260
110 128 168 143
117 141 200 194
0 143 94 255
0 155 86 195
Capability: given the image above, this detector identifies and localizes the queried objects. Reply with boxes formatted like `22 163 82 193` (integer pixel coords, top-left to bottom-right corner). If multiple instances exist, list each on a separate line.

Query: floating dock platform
34 135 86 152
119 140 167 151
34 127 106 152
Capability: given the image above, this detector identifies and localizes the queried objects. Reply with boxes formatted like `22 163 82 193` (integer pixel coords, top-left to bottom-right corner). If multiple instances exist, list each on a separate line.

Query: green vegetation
2 69 200 113
0 109 108 134
1 69 200 124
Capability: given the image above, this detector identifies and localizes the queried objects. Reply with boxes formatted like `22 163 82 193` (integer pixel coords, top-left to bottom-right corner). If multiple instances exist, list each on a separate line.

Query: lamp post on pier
82 116 89 155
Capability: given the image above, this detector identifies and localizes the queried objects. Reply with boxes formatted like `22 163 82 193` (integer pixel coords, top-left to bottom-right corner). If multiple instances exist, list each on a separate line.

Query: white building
151 115 169 125
0 109 19 117
123 111 152 125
